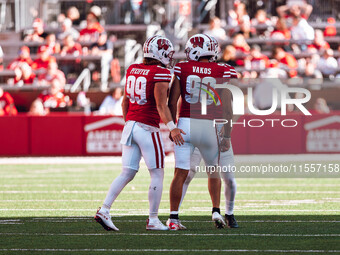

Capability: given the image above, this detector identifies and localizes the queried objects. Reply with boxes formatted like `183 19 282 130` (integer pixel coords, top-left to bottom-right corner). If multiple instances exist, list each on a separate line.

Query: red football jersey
174 60 237 120
125 63 172 128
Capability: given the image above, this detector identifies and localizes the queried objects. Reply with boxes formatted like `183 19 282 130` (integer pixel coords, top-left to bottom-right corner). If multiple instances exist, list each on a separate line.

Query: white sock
148 168 164 218
178 170 196 211
103 167 137 209
223 178 237 215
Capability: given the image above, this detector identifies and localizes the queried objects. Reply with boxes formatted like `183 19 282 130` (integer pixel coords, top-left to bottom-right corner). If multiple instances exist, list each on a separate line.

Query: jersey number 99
126 75 147 105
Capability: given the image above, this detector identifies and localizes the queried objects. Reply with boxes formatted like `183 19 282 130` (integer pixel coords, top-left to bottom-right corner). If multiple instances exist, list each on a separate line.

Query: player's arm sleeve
223 65 238 79
230 66 238 79
153 67 172 83
173 63 181 80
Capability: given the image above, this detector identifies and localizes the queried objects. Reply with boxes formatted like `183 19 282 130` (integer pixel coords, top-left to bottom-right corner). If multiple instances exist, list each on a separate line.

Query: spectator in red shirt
44 33 61 54
38 79 71 111
61 34 82 56
24 18 46 43
270 18 291 40
60 34 82 77
308 30 330 52
228 1 250 27
0 87 18 116
7 46 33 70
272 47 298 77
79 6 104 43
222 45 237 67
38 60 66 87
251 9 272 36
245 45 270 70
32 45 56 70
8 62 36 86
232 33 250 66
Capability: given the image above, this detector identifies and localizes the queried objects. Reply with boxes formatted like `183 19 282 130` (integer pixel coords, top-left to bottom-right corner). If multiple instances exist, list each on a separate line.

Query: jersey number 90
185 75 218 105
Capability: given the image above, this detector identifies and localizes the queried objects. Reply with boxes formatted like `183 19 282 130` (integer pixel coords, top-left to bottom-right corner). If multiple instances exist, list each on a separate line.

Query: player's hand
170 128 186 146
220 137 231 152
168 132 173 142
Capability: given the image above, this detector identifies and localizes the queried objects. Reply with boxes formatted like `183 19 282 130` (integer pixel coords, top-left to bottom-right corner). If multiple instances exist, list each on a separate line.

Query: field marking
0 217 336 223
1 190 340 194
0 248 339 253
1 183 340 187
0 206 340 216
1 154 340 164
20 219 340 223
2 199 340 204
0 223 24 225
1 233 340 237
2 184 340 188
1 209 340 213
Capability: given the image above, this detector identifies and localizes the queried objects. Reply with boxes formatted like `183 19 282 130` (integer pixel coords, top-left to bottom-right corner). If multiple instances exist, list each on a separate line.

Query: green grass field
0 159 339 255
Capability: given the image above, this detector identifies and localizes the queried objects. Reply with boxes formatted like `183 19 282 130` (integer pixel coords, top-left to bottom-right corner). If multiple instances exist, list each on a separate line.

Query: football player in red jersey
177 36 239 229
167 34 237 230
95 35 185 231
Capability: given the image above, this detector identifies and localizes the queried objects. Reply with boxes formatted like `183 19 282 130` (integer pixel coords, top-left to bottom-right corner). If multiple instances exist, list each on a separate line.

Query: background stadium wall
0 113 339 156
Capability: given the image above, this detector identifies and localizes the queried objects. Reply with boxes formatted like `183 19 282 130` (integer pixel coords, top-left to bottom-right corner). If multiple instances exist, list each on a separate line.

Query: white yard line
0 154 340 165
1 183 340 187
1 199 340 203
1 190 340 194
22 219 340 223
0 209 339 213
1 233 340 237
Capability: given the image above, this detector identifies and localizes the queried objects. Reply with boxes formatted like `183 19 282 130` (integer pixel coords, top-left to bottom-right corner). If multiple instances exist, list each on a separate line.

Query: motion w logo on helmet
190 37 204 48
157 39 170 51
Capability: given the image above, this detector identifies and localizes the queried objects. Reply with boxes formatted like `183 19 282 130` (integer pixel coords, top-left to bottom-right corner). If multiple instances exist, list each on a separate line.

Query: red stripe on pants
151 132 159 168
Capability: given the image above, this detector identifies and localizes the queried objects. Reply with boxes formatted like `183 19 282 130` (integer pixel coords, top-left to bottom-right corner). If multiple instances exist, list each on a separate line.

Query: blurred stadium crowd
0 0 339 116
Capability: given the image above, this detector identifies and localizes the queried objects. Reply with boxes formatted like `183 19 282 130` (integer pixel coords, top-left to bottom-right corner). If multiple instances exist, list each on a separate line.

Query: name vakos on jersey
192 66 211 74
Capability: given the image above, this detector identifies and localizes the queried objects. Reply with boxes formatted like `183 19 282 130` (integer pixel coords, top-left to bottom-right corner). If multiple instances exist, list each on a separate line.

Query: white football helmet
184 34 216 61
143 35 175 68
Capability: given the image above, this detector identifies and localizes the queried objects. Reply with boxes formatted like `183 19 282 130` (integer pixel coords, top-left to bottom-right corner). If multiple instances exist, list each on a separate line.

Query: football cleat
166 218 187 230
146 218 169 231
212 212 226 229
225 214 239 228
94 207 119 231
